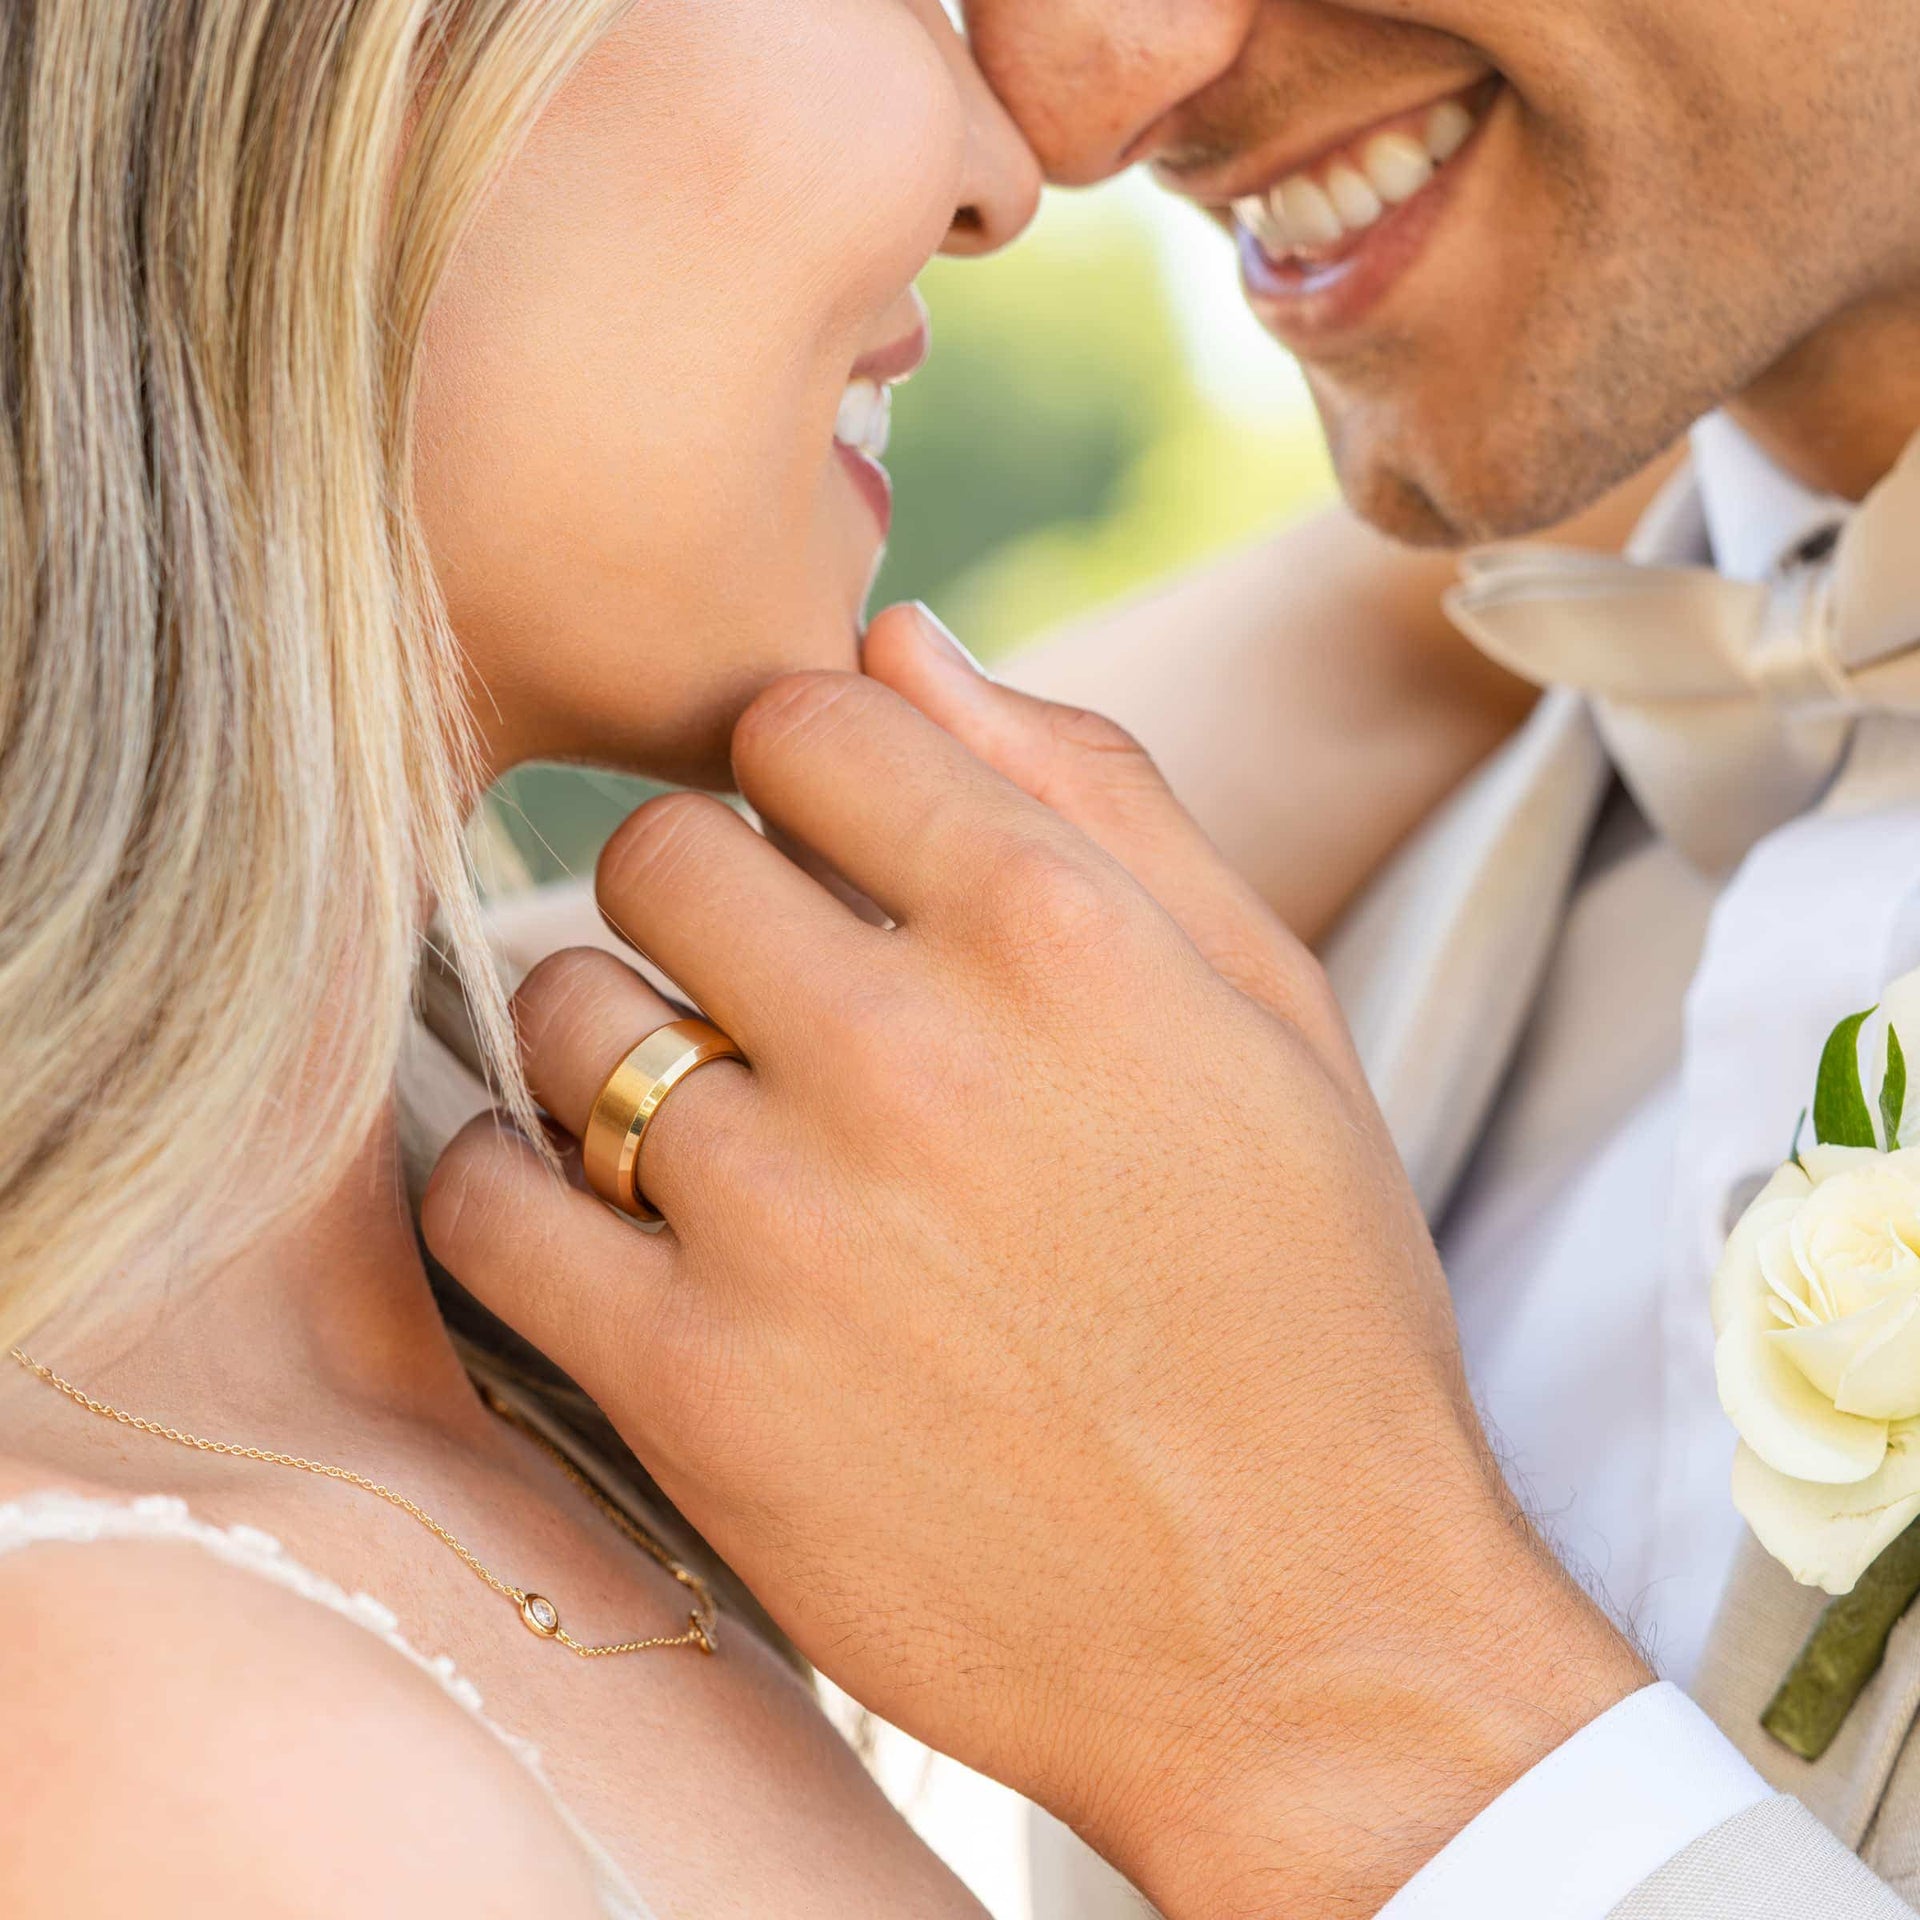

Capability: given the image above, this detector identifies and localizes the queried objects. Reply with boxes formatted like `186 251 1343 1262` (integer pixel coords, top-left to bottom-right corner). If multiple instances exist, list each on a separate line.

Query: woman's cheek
773 0 966 315
416 0 962 776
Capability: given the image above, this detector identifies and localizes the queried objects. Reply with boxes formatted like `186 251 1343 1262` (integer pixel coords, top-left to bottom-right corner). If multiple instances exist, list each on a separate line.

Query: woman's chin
586 634 869 793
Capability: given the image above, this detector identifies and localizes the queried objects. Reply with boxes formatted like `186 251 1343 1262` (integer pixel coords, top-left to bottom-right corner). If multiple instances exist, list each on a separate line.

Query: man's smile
1226 76 1497 266
1161 73 1505 350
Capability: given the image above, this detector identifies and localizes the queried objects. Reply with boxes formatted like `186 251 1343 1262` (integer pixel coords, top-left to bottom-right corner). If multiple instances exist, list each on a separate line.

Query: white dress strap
0 1490 655 1920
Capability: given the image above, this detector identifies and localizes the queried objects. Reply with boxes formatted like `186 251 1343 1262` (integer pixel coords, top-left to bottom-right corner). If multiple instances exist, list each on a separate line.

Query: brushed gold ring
582 1018 745 1223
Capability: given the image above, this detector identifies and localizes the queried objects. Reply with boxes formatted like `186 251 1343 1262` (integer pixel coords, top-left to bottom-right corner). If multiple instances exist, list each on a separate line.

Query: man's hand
423 606 1647 1919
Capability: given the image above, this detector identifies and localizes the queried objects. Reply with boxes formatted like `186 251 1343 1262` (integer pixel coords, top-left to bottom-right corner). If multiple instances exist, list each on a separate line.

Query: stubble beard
1302 78 1920 550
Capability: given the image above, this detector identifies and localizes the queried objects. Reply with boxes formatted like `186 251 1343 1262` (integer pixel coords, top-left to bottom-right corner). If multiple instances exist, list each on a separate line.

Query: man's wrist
1102 1508 1651 1920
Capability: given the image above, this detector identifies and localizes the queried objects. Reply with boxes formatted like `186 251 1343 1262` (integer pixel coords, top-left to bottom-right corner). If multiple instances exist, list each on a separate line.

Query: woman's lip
835 439 894 537
1237 86 1497 345
851 318 930 387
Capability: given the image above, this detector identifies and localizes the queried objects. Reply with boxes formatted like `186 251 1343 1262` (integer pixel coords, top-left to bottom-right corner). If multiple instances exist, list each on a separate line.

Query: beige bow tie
1445 436 1920 873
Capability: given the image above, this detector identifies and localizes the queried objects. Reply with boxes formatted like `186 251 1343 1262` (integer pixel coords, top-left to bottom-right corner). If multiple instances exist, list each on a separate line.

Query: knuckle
1286 944 1339 1017
1202 931 1298 1013
1045 701 1149 767
1282 948 1355 1055
421 1123 521 1263
1216 926 1353 1061
980 832 1133 967
1037 704 1164 807
732 670 878 768
1011 702 1181 850
511 947 616 1055
598 789 730 903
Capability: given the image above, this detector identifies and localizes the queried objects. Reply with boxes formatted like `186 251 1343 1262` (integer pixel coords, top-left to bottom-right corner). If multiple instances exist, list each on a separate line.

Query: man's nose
960 0 1257 185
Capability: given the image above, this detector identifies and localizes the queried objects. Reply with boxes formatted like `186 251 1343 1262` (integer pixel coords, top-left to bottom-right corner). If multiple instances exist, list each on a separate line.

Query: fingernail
910 602 991 680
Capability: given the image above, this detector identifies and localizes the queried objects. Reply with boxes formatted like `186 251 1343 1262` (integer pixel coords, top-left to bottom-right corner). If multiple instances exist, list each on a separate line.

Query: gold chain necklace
9 1348 717 1661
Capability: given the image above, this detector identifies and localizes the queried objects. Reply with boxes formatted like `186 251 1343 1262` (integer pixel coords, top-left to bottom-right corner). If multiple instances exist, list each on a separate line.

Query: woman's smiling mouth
834 309 930 537
834 376 896 533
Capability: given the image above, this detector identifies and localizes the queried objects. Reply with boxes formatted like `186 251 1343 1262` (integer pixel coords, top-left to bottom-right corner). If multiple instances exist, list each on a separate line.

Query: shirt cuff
1377 1681 1772 1920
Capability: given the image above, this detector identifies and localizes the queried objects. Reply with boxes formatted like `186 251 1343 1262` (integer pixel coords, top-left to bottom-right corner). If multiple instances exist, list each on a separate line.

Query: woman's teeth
835 379 893 461
1233 96 1479 263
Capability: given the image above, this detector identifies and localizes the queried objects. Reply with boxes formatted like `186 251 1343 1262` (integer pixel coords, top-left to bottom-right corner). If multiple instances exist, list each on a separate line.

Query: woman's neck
14 1103 488 1455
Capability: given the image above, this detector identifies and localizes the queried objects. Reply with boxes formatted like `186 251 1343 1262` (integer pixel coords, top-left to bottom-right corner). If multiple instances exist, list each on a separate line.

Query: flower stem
1763 1518 1920 1760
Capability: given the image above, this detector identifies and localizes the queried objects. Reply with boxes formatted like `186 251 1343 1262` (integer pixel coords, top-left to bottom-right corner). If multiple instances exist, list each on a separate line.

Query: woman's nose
959 0 1255 187
910 0 1043 257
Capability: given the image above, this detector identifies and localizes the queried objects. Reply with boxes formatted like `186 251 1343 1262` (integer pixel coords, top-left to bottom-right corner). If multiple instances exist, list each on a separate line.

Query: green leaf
1790 1107 1809 1171
1814 1008 1878 1148
1884 1027 1909 1151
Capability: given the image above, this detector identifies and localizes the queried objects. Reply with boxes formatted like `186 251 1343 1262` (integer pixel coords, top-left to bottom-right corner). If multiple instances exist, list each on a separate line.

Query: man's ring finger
582 1018 747 1222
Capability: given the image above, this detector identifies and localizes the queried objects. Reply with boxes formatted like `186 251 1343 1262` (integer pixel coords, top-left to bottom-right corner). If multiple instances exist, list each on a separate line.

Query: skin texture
0 6 1036 1917
958 0 1920 544
0 1492 612 1920
425 613 1651 1920
1008 456 1674 944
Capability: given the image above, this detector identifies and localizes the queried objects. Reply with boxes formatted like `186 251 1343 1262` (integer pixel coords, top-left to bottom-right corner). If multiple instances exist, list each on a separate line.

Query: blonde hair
0 0 630 1348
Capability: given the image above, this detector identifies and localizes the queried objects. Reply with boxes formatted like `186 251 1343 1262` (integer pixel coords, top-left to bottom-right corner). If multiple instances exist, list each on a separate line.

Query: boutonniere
1713 969 1920 1759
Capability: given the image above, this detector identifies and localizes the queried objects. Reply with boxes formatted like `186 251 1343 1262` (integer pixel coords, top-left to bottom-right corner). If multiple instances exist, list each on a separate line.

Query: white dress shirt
1392 418 1920 1919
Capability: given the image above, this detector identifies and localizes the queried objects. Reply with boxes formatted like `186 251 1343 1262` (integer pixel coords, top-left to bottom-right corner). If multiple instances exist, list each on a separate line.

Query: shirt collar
1688 411 1852 584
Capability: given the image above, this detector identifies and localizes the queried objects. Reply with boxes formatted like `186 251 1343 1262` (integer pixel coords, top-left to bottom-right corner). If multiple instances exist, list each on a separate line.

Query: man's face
961 0 1920 544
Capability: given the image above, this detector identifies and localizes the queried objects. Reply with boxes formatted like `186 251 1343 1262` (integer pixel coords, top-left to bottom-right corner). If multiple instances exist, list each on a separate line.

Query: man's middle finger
594 787 880 1054
730 670 1065 930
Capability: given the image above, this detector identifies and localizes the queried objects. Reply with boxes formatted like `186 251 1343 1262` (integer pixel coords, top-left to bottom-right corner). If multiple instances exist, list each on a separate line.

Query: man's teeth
1324 164 1383 232
1425 98 1474 162
1233 96 1480 262
835 379 892 461
1278 176 1343 249
1360 131 1433 205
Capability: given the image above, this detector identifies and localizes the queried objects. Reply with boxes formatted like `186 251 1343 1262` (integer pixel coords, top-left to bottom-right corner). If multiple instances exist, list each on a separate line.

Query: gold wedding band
582 1018 745 1223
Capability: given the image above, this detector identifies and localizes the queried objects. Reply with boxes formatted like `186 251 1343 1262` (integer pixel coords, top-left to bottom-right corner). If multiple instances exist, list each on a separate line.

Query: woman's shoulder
0 1458 609 1919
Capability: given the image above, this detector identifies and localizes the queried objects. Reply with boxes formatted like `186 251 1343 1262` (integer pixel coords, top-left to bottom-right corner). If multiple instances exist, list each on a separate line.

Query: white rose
1714 972 1920 1595
1717 1145 1920 1594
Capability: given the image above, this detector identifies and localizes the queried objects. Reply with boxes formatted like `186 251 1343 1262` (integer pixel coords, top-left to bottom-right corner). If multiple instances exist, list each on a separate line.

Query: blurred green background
490 179 1336 885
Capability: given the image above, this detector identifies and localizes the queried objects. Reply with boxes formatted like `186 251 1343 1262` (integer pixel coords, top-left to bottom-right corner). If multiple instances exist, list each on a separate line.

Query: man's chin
1326 425 1653 550
1311 375 1690 550
1333 459 1474 550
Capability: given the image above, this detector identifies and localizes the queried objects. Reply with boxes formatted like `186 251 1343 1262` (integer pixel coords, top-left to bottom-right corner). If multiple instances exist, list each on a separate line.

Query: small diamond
520 1593 560 1637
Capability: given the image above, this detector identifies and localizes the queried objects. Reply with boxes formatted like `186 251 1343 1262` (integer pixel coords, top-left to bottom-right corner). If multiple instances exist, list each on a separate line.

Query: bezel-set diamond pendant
519 1592 561 1638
